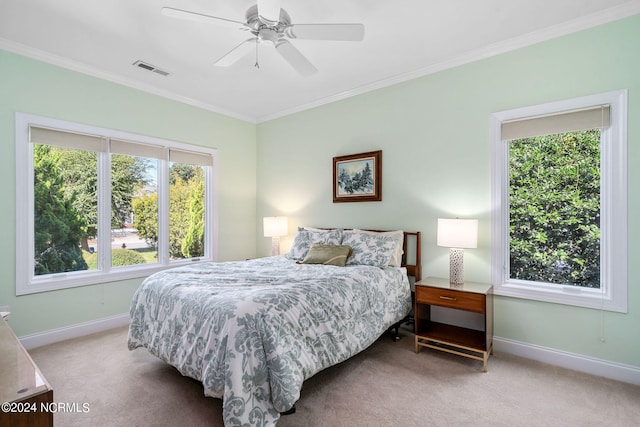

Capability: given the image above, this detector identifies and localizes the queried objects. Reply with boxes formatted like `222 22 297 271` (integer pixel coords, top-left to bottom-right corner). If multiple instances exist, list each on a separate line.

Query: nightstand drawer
415 286 485 313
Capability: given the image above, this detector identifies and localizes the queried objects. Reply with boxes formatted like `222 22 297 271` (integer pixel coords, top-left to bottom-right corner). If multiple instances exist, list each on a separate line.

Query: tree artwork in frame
333 150 382 203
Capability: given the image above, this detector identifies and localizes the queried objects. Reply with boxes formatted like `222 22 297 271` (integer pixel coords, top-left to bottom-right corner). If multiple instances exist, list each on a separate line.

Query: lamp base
271 236 280 256
449 248 465 285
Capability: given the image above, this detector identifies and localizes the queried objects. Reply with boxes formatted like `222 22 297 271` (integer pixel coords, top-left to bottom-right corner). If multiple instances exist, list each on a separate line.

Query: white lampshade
437 218 478 249
263 216 288 238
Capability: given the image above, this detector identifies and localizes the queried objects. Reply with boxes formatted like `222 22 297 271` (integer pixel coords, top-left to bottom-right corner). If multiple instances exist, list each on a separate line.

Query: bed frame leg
390 324 401 341
388 314 411 341
392 321 401 341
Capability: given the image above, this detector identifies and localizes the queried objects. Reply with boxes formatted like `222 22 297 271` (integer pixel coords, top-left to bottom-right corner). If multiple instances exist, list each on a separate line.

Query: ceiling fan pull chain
254 39 260 69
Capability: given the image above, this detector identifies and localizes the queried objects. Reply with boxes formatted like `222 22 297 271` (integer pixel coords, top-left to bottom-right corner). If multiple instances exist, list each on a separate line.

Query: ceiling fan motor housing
247 5 290 27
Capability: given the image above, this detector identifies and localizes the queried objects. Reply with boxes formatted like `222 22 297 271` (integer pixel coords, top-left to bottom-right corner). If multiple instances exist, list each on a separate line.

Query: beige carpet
29 325 640 426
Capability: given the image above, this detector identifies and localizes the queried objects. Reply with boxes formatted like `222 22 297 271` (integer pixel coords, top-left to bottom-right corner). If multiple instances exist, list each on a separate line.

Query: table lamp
437 218 478 285
263 216 288 256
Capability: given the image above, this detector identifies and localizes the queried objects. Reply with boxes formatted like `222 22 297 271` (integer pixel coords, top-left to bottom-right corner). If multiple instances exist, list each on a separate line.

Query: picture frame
333 150 382 203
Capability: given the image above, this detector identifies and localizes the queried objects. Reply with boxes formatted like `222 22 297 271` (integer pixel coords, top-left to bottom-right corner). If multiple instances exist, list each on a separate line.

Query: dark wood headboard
401 231 422 282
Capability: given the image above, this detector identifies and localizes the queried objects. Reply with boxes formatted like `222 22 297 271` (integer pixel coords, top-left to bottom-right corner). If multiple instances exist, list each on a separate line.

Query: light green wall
0 51 257 336
256 15 640 367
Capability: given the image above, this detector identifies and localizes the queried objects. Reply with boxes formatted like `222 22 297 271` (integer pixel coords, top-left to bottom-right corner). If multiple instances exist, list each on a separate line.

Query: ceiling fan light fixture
258 28 279 45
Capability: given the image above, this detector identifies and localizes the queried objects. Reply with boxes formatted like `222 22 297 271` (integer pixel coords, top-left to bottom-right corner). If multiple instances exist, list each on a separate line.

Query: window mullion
98 149 112 272
204 166 217 261
157 155 170 265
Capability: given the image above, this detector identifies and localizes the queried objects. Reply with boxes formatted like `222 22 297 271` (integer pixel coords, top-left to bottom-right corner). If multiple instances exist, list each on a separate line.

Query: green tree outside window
509 130 600 288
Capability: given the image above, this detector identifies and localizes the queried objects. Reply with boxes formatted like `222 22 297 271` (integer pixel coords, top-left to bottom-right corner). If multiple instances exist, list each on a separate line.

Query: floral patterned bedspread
127 256 410 426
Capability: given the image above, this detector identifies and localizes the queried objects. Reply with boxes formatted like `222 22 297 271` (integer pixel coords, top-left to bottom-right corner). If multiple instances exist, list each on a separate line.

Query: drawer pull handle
439 296 457 301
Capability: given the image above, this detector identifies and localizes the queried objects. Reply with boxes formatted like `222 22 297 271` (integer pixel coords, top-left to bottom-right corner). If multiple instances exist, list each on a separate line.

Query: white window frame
490 90 627 313
15 113 219 295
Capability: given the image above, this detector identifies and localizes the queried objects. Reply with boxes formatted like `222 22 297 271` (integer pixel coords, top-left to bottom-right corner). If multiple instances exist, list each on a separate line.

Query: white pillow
353 229 404 267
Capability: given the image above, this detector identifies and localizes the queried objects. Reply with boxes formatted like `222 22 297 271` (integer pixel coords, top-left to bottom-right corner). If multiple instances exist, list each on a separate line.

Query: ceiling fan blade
285 23 365 41
161 7 246 29
275 40 317 77
257 0 282 25
214 38 256 67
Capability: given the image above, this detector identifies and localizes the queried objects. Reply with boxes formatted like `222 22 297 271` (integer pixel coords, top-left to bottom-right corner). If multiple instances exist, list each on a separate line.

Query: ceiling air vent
133 60 170 76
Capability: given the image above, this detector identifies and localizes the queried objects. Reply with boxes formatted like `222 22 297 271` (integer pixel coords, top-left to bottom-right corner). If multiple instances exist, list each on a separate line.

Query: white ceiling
1 0 639 123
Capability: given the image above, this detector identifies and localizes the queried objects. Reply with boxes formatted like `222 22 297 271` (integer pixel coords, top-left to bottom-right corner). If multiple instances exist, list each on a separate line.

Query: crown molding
257 1 640 123
0 38 255 124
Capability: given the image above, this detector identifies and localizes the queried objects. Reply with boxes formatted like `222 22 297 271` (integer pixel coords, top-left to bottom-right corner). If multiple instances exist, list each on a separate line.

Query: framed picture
333 150 382 203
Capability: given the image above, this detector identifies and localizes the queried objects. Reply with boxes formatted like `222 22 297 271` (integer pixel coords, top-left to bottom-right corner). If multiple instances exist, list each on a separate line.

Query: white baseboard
19 313 130 350
494 336 640 385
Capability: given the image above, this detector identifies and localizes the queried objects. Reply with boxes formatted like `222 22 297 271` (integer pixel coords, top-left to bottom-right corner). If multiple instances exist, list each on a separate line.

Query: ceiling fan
161 0 365 76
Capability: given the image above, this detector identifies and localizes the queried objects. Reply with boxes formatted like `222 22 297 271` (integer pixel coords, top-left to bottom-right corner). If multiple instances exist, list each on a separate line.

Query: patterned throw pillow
299 244 353 266
353 229 404 267
342 230 397 268
286 228 343 260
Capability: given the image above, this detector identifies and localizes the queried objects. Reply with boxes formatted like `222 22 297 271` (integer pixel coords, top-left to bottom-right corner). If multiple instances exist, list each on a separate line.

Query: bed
128 228 421 426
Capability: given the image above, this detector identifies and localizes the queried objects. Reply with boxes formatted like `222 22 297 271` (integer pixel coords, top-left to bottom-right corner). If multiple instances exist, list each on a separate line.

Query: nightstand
414 277 493 372
0 317 53 426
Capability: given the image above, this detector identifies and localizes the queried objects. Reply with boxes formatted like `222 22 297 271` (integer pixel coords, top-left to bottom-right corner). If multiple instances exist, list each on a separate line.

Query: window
15 113 218 295
490 90 627 312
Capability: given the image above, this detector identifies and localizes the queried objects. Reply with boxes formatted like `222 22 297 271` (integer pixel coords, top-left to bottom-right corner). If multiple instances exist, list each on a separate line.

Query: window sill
17 258 213 296
493 281 627 313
